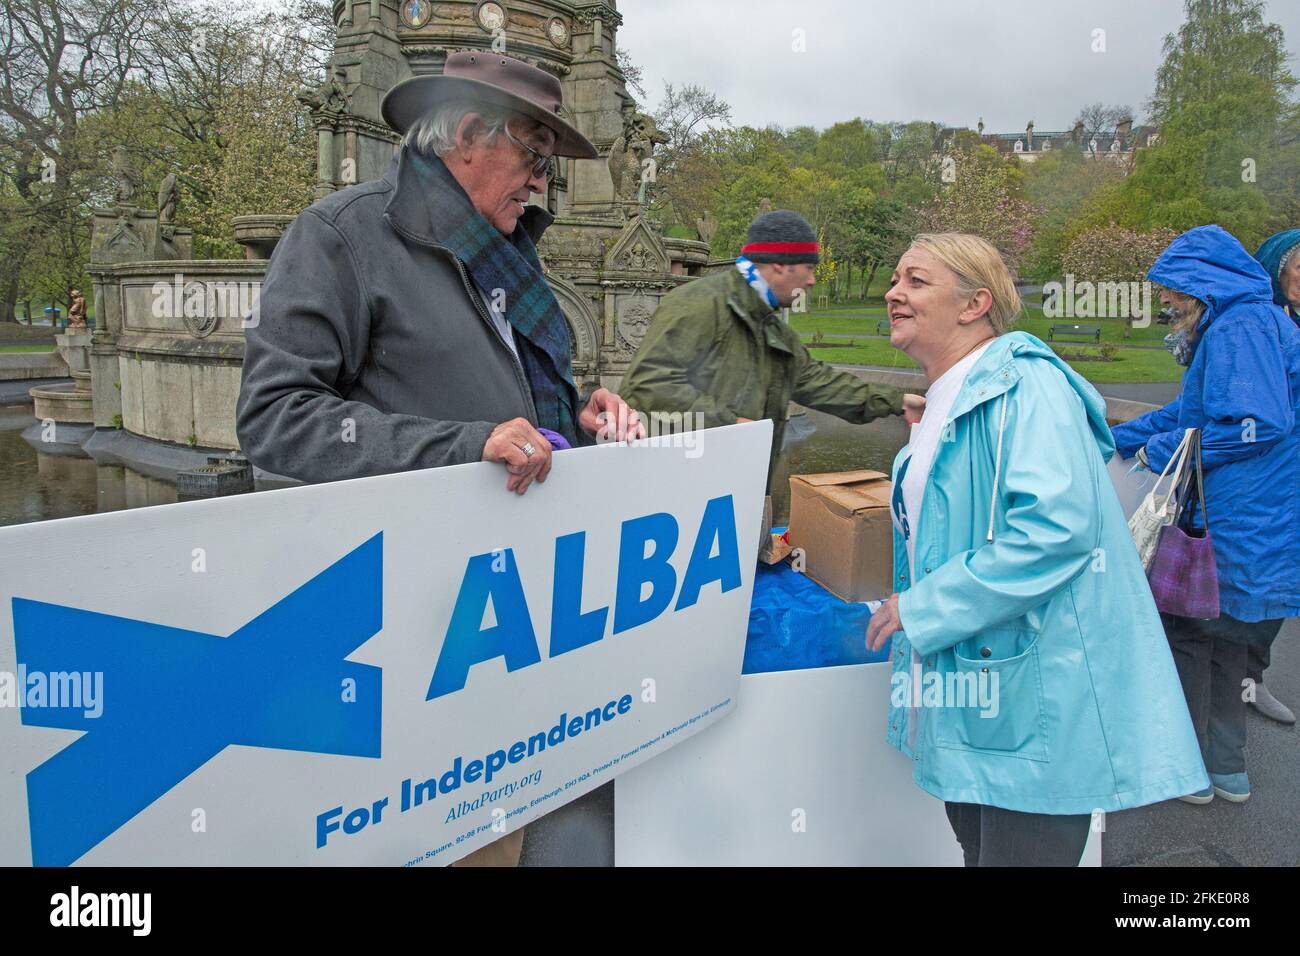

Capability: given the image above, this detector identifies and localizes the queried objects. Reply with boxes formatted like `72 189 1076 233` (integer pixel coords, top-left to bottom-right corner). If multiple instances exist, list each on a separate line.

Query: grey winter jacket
236 146 564 484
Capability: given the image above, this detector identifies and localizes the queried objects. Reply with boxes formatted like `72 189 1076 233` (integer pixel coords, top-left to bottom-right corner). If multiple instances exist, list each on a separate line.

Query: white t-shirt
895 339 995 577
891 338 993 751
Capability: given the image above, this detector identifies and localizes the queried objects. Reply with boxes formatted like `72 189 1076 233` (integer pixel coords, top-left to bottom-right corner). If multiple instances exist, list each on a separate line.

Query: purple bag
1147 430 1220 619
536 427 571 451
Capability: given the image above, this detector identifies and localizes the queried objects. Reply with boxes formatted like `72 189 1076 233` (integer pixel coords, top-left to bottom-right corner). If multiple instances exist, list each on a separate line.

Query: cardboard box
788 470 894 603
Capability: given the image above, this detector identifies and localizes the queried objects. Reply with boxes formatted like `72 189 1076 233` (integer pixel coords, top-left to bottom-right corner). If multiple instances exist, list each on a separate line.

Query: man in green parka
619 209 924 486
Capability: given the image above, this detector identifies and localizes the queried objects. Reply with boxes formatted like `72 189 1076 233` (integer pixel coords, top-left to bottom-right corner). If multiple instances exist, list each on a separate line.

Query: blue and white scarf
735 255 780 310
1164 328 1195 366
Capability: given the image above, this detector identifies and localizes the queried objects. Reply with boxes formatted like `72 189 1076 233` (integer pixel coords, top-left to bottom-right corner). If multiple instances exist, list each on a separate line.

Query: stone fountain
31 0 720 487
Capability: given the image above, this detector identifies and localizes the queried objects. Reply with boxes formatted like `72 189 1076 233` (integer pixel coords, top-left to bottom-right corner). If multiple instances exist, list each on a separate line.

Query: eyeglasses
502 122 556 180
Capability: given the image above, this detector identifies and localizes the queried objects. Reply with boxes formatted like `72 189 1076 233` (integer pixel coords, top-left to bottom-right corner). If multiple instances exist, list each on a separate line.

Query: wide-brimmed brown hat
381 51 597 159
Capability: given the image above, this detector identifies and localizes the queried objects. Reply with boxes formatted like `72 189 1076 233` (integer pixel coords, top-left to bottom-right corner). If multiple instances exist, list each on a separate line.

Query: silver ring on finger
521 441 537 459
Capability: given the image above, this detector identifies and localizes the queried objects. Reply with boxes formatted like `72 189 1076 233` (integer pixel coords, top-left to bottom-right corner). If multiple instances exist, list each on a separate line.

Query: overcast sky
618 0 1300 134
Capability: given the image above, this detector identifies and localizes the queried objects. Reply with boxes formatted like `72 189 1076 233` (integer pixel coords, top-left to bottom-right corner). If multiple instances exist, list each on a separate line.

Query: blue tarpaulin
743 534 890 675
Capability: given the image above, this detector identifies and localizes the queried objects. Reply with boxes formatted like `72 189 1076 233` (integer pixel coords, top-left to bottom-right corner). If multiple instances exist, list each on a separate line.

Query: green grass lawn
793 307 1169 345
0 344 56 352
4 299 97 331
809 338 1184 384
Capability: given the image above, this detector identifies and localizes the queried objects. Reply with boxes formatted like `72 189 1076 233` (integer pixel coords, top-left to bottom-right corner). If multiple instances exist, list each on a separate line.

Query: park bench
1048 324 1101 343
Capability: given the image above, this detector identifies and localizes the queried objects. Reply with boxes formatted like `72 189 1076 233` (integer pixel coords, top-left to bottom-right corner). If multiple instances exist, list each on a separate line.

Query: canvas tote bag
1127 427 1195 571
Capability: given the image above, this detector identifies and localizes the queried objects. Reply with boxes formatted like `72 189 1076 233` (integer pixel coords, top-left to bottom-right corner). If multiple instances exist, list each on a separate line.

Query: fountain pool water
0 405 176 528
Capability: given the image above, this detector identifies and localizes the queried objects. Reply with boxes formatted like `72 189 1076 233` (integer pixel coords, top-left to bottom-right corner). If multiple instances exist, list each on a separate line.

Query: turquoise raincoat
885 331 1208 814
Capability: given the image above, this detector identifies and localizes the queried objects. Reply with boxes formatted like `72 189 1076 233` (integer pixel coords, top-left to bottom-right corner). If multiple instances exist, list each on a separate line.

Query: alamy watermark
594 408 707 459
0 667 103 719
1042 276 1153 327
152 273 261 329
890 667 1000 719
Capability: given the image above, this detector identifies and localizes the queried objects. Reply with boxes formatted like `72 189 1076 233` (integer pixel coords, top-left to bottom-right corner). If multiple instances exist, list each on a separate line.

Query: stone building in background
935 116 1161 166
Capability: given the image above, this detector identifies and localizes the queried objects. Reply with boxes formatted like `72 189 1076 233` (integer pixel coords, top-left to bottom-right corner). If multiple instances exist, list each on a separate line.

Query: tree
616 46 645 100
815 236 838 293
1062 227 1179 284
1061 227 1179 336
100 0 326 255
1022 145 1125 280
0 0 158 321
648 81 731 229
921 144 1036 271
1077 0 1300 248
843 195 915 298
814 119 880 174
1073 102 1135 155
0 0 328 303
1150 0 1293 131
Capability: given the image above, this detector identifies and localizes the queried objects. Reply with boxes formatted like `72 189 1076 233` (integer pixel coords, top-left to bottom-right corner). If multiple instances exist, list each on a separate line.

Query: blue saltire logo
14 532 385 866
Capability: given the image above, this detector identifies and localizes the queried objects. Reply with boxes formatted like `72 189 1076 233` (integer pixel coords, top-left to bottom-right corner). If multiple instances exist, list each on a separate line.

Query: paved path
1092 381 1182 405
1105 618 1300 866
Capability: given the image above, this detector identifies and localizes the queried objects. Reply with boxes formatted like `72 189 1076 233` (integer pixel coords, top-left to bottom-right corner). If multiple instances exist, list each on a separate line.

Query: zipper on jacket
385 215 540 424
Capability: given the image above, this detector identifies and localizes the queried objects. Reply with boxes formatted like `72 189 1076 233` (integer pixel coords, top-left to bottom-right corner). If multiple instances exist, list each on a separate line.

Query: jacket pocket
936 626 1049 762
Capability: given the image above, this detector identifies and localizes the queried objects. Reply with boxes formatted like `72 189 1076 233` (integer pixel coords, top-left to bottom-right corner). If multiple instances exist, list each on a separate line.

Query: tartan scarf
409 149 581 447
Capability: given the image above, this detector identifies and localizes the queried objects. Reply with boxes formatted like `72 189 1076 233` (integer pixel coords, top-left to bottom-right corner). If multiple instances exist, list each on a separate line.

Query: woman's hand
866 592 903 652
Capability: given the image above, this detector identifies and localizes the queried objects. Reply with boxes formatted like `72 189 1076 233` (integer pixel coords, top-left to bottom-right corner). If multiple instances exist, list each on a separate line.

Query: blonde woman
866 233 1206 866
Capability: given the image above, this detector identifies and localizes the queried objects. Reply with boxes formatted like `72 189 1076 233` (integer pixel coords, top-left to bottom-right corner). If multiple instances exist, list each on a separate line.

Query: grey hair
1281 241 1300 278
403 99 510 158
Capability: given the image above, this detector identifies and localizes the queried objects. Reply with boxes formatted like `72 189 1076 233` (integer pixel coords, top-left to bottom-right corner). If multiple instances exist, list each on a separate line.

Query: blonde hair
909 232 1022 334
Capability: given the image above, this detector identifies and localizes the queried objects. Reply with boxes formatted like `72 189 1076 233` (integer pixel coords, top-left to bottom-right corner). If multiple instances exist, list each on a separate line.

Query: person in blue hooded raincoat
1244 228 1300 726
1254 228 1300 322
1111 225 1300 803
865 233 1207 867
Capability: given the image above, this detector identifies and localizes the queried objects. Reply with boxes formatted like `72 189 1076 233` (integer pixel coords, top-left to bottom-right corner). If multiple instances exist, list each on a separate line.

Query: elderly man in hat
237 52 642 499
619 210 924 487
237 53 647 867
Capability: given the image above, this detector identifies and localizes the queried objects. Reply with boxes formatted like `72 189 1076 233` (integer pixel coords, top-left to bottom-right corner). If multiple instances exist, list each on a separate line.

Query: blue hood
969 330 1116 461
1254 228 1300 310
1147 225 1275 334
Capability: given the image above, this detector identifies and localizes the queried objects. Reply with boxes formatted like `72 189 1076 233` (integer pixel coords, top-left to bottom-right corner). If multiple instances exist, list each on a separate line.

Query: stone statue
298 67 350 117
67 290 87 329
324 68 349 113
608 108 667 206
157 172 178 225
112 146 138 205
695 211 718 245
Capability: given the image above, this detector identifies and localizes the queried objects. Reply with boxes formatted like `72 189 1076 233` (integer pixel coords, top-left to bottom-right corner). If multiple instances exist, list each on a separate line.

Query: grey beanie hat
742 210 821 265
